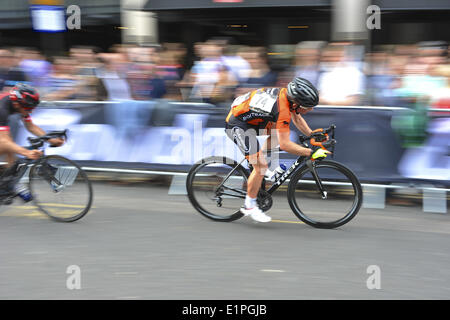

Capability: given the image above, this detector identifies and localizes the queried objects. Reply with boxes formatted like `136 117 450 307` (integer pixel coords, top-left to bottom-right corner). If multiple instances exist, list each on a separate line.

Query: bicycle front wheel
186 157 248 222
29 155 93 222
287 160 362 229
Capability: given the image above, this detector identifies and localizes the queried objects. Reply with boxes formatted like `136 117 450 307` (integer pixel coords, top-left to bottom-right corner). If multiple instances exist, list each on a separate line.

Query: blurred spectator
235 46 277 97
177 41 204 100
110 44 133 75
293 41 325 87
428 62 450 117
390 42 448 147
0 48 28 92
42 56 84 100
18 48 51 90
212 37 251 84
179 40 237 104
396 50 447 99
155 43 185 100
364 48 400 106
69 46 108 100
126 45 166 100
317 44 365 106
95 52 132 101
70 46 101 76
157 42 186 81
0 37 445 108
126 45 150 100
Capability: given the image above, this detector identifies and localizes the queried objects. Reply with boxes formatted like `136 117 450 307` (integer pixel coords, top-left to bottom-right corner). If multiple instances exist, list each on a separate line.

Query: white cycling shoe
240 206 272 223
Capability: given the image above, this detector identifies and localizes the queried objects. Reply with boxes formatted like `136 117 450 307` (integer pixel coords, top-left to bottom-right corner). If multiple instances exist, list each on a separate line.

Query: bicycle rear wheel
29 155 93 222
186 157 248 222
287 160 362 229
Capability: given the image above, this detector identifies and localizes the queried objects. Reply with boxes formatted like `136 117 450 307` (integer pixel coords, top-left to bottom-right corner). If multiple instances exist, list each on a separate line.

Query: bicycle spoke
288 161 362 228
29 156 92 222
187 157 248 221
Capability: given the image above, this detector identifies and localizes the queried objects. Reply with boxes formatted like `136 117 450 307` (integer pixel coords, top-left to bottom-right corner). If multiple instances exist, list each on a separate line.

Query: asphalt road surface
1 180 449 300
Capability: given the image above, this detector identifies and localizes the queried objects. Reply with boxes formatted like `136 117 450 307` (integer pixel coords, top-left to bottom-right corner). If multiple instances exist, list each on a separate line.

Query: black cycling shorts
225 122 260 157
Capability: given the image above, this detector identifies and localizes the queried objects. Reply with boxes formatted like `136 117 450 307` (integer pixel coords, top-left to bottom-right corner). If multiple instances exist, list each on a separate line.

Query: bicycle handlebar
26 129 68 149
298 124 337 159
299 125 336 145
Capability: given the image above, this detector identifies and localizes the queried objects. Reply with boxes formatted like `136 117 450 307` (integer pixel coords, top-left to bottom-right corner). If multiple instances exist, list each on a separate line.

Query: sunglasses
296 105 313 111
288 96 312 111
290 103 312 113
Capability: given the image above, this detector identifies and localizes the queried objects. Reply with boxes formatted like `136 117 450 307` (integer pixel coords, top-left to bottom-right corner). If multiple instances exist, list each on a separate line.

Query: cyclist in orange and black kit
225 77 329 222
0 83 64 199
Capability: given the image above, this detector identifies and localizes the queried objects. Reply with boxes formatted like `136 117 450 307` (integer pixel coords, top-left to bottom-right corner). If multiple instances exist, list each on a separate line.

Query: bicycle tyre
287 160 362 229
29 155 93 222
186 156 248 222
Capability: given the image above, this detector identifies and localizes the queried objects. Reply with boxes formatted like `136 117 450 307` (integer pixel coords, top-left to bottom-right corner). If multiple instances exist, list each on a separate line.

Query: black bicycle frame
259 155 327 198
214 125 336 200
265 155 307 194
214 153 327 200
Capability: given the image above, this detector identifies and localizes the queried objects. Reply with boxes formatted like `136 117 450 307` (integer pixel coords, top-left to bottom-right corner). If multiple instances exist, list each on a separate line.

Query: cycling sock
245 195 257 209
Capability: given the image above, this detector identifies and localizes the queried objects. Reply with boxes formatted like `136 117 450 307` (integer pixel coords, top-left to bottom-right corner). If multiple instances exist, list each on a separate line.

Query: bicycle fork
306 160 328 199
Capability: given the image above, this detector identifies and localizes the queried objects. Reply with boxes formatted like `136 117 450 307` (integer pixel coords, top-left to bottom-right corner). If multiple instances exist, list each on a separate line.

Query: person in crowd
235 46 278 97
317 43 365 106
390 43 447 148
70 46 102 77
126 45 167 100
69 46 108 100
292 41 324 88
176 42 208 100
42 56 85 101
364 47 400 106
179 40 237 104
212 37 251 85
157 43 186 82
95 51 133 101
429 64 450 117
0 48 28 92
394 44 447 100
155 43 186 100
18 48 51 90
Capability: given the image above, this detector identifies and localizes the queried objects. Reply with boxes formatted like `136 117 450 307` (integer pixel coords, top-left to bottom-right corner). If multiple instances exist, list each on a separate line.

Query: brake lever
322 139 337 150
312 133 327 142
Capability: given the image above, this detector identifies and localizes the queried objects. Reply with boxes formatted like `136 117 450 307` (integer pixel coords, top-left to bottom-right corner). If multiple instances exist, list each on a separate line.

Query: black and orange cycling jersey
225 87 292 133
0 93 32 133
225 87 293 157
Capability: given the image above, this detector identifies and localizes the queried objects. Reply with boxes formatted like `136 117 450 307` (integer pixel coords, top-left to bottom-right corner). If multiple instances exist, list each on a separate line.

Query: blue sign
30 5 66 33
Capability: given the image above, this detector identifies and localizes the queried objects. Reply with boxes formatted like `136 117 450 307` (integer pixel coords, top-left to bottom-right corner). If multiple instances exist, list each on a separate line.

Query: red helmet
9 83 40 109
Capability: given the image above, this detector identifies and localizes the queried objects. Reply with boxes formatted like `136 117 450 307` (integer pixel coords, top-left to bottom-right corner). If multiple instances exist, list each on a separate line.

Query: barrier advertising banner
10 100 449 186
